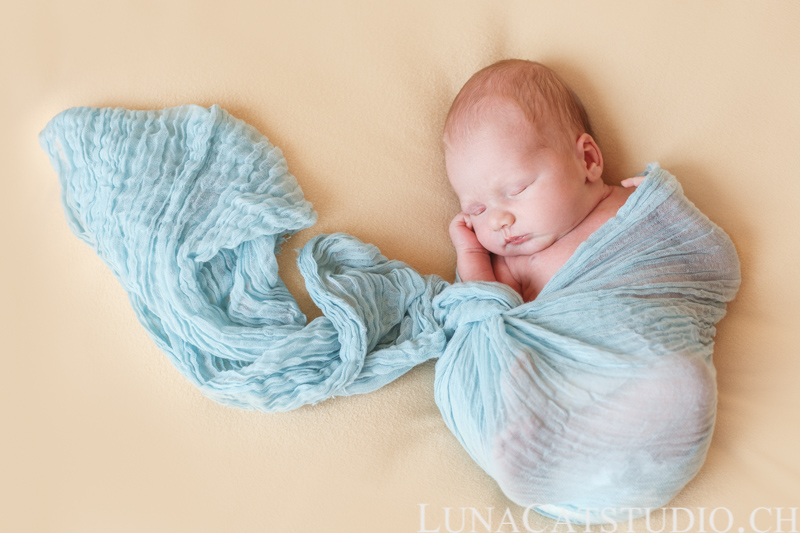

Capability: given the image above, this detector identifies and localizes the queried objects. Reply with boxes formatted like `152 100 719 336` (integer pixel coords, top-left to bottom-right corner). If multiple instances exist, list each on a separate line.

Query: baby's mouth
505 234 528 245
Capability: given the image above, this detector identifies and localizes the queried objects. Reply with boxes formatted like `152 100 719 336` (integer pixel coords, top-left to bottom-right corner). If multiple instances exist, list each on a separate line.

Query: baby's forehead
445 96 564 150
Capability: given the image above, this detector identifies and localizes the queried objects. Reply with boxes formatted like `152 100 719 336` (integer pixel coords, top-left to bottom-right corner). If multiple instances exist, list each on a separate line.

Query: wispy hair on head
443 59 593 152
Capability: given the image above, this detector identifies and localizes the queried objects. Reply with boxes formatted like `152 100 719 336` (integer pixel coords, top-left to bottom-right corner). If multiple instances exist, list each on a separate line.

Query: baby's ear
577 133 603 182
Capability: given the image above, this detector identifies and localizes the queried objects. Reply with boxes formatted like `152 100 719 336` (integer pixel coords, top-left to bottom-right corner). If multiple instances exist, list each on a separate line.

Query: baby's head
443 59 607 257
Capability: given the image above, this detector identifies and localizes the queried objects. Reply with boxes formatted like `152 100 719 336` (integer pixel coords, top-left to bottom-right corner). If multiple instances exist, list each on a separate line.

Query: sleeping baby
445 59 644 301
40 63 740 525
435 59 740 524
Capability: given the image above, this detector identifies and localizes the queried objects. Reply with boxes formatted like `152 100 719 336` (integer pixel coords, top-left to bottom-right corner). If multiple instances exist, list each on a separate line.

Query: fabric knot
433 281 523 332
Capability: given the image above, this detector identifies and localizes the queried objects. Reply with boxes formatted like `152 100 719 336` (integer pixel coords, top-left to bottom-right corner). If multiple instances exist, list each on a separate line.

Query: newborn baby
40 70 739 525
436 60 740 525
445 59 643 301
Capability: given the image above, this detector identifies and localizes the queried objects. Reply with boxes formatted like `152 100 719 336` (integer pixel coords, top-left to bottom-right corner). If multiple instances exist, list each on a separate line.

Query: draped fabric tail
38 105 443 412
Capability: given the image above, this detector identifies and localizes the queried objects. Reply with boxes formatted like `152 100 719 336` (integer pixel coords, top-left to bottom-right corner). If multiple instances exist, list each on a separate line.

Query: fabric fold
38 105 443 412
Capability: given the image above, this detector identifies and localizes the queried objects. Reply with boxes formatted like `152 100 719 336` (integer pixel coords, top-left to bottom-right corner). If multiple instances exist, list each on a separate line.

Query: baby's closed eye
510 185 529 196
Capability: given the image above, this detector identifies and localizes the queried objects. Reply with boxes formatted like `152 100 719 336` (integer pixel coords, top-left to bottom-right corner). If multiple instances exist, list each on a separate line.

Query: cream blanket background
2 1 798 532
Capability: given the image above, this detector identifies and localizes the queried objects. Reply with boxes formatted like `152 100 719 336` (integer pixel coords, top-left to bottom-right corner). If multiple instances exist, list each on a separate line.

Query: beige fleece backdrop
2 1 798 532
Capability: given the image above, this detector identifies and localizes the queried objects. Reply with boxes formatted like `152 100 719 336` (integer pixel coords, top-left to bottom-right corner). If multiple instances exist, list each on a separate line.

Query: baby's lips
505 235 527 245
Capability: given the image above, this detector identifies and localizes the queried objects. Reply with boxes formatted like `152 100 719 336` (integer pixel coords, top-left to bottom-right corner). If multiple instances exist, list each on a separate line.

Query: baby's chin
487 246 549 257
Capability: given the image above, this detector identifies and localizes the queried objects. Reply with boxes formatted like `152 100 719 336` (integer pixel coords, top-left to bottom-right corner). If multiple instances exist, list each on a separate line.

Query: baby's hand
621 176 646 188
449 212 486 255
449 212 496 282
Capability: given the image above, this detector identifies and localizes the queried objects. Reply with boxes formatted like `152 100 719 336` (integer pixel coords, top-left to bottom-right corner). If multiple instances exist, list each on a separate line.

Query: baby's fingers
449 212 473 231
449 213 483 252
621 176 645 188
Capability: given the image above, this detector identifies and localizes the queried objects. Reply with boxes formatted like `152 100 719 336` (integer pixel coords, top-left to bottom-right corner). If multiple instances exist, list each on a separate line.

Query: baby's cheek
474 226 498 252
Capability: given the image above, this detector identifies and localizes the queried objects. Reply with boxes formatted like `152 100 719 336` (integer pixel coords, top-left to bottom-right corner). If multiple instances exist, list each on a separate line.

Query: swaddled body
439 60 739 523
436 163 734 523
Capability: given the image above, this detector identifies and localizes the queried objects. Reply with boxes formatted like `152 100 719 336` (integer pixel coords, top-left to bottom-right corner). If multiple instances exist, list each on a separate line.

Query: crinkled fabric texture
39 105 740 524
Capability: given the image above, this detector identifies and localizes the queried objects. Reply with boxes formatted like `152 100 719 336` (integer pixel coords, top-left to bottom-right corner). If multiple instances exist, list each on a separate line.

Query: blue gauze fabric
39 104 740 524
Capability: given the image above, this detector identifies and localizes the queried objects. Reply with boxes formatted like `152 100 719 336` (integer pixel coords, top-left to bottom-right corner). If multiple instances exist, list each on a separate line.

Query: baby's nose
489 210 515 231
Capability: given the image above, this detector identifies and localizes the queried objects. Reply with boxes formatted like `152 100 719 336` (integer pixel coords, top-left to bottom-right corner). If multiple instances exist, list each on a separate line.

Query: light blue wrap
39 104 740 524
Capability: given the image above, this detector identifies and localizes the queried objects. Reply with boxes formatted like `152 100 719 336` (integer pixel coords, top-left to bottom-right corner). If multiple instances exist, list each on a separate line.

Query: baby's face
446 116 599 257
